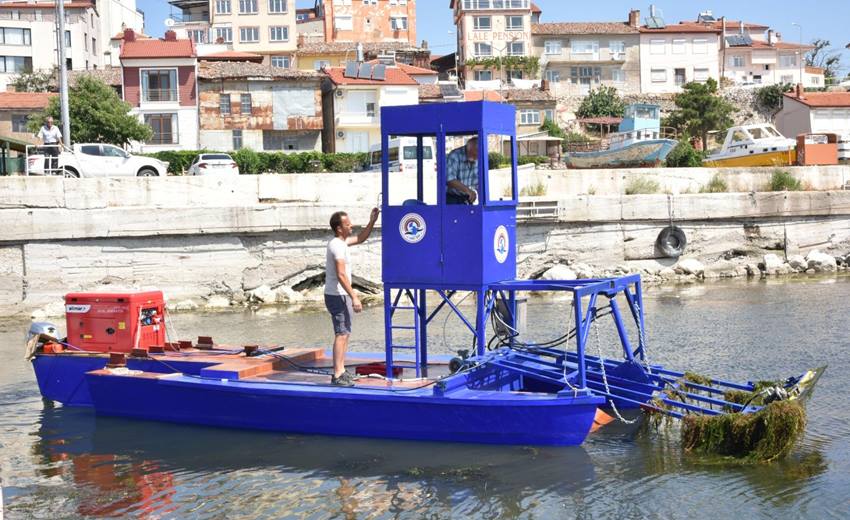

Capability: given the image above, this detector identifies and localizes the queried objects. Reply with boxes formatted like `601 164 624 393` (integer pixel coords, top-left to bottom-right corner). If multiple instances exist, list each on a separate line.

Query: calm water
1 277 849 519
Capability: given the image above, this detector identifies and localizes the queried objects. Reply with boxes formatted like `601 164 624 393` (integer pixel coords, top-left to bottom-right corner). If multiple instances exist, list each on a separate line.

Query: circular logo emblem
493 225 510 263
399 213 427 243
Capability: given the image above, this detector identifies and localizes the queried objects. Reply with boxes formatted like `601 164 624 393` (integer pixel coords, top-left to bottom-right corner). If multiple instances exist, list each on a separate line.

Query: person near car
325 207 380 387
36 116 62 174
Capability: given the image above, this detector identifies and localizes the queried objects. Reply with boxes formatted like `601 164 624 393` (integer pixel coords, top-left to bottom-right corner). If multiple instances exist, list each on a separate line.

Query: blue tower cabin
380 101 520 375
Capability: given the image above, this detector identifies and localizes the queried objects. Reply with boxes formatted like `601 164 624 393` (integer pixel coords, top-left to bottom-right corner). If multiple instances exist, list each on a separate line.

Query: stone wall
1 174 849 317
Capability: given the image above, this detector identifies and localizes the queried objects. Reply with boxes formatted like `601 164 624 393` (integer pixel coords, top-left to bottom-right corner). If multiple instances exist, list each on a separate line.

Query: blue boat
566 103 678 169
28 102 823 447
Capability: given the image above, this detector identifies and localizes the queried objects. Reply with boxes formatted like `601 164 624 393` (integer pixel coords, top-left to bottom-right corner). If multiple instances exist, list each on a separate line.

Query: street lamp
792 22 803 85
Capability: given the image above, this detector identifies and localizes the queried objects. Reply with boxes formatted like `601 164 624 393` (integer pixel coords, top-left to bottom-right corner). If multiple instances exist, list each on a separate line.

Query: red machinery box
65 291 166 353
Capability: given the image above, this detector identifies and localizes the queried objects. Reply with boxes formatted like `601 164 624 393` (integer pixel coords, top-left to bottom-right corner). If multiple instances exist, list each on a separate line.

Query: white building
719 22 819 87
639 19 721 94
321 63 419 153
776 90 850 160
0 0 144 91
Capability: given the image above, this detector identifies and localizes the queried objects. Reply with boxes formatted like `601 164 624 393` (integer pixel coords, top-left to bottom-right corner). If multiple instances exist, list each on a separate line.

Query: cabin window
383 135 438 206
488 134 515 203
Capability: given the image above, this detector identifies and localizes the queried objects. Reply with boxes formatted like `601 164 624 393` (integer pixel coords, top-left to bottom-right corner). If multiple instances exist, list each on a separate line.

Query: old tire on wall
657 226 687 258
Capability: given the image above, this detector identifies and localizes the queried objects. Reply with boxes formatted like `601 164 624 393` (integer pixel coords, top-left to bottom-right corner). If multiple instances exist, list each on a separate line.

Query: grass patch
700 174 728 193
682 400 806 462
625 177 661 195
519 181 547 197
767 170 803 191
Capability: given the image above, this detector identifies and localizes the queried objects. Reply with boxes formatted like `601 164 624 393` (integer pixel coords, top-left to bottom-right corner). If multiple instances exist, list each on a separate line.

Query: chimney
164 30 177 41
628 9 640 29
768 29 775 46
540 78 549 91
123 28 135 42
776 32 781 42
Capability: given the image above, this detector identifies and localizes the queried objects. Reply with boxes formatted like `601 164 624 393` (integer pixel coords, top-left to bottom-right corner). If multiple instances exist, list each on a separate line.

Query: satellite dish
164 18 175 27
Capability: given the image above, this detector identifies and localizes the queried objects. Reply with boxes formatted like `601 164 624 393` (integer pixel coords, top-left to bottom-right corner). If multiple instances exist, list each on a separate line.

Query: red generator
65 291 166 353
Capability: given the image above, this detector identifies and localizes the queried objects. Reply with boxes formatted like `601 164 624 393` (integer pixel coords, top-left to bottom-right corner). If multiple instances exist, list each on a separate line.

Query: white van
369 136 436 174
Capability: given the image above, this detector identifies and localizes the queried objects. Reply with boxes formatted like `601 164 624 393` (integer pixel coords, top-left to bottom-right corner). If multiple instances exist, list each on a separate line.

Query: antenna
164 18 175 27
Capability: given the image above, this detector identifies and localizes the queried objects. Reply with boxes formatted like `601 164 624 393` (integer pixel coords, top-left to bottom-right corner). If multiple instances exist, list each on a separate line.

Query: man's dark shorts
325 294 353 336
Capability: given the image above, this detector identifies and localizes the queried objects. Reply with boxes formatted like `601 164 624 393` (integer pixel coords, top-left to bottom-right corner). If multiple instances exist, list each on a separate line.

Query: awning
0 134 35 153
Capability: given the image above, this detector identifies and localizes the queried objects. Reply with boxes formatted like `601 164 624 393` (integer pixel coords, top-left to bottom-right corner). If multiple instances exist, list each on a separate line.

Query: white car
26 143 168 178
187 153 240 176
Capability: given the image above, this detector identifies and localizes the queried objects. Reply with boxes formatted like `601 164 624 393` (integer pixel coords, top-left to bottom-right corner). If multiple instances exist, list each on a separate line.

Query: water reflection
31 406 598 518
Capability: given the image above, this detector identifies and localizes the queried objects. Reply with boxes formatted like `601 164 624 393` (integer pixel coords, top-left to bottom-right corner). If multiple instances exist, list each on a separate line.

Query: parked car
26 143 168 177
187 153 240 176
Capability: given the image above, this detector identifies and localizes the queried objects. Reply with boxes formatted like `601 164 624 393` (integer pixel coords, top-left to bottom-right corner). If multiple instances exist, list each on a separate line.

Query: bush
540 118 566 139
488 151 508 169
625 177 661 195
767 170 803 191
700 174 728 193
143 149 369 174
756 83 794 112
665 140 704 168
517 155 549 166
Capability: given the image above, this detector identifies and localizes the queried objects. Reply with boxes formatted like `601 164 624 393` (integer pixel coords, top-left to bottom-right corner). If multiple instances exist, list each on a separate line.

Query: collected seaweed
681 400 806 462
682 371 713 387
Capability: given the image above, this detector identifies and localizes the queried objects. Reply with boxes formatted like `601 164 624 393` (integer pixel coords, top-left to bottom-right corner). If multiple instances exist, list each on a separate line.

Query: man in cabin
446 137 479 204
325 207 380 386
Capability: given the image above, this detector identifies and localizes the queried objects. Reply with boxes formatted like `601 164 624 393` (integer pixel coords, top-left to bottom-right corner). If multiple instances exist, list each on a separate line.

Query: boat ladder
385 289 423 377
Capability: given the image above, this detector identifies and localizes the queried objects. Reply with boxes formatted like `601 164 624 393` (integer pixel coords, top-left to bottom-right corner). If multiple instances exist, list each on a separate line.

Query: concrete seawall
1 168 849 317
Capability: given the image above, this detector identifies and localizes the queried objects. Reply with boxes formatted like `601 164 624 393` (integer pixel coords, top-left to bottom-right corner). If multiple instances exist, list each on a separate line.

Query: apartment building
0 0 143 91
639 17 721 94
452 0 537 86
315 0 417 45
719 23 817 87
170 0 296 67
198 60 323 152
532 10 641 96
120 29 199 152
321 62 419 153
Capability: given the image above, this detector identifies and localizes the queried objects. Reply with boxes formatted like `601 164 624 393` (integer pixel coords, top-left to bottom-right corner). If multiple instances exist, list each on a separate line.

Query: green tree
9 70 55 92
575 86 625 119
806 39 842 82
756 83 794 113
665 78 736 148
28 76 151 145
540 117 565 139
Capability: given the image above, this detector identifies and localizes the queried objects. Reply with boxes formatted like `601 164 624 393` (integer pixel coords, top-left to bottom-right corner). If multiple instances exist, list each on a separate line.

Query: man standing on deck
36 116 62 174
325 207 380 386
446 136 479 204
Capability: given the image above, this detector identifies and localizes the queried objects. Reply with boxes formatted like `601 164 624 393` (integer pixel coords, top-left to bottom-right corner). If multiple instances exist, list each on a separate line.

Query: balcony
143 88 179 103
460 0 529 11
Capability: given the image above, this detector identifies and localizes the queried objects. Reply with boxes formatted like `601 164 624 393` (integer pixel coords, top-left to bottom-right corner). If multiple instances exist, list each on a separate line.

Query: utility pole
56 0 71 147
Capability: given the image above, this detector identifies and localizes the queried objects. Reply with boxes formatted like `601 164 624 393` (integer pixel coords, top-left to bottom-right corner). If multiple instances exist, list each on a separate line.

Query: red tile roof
533 22 638 35
640 22 721 34
121 37 195 59
784 92 850 108
0 92 55 110
111 30 151 41
323 66 418 86
531 2 541 13
201 51 265 62
463 90 504 102
805 66 824 74
699 20 769 30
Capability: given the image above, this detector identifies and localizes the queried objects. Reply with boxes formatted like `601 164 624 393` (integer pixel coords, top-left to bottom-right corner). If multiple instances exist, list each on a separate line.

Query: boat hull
565 139 677 169
84 370 604 446
704 149 796 167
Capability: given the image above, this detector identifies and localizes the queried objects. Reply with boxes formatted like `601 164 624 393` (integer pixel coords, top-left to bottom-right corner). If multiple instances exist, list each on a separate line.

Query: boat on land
27 102 823 448
704 123 797 167
565 103 678 169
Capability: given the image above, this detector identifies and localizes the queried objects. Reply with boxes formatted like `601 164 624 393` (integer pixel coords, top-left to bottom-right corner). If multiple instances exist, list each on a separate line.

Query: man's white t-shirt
325 237 351 296
37 125 62 144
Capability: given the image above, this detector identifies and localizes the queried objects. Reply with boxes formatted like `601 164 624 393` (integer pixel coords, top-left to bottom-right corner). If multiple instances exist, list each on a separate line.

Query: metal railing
143 88 178 102
25 144 67 176
461 0 529 10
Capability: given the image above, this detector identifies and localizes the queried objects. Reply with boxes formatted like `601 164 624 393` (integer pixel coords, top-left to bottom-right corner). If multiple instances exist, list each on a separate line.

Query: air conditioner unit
337 130 346 139
335 89 344 97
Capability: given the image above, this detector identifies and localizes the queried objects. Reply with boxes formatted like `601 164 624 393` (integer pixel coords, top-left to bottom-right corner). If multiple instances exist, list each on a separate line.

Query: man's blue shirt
446 146 478 197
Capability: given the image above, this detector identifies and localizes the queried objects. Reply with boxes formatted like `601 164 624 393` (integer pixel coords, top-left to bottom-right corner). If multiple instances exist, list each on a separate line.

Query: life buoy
656 226 687 258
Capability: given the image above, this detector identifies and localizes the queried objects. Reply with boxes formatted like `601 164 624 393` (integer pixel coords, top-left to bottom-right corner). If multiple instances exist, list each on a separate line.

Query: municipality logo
399 213 426 243
493 225 510 263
